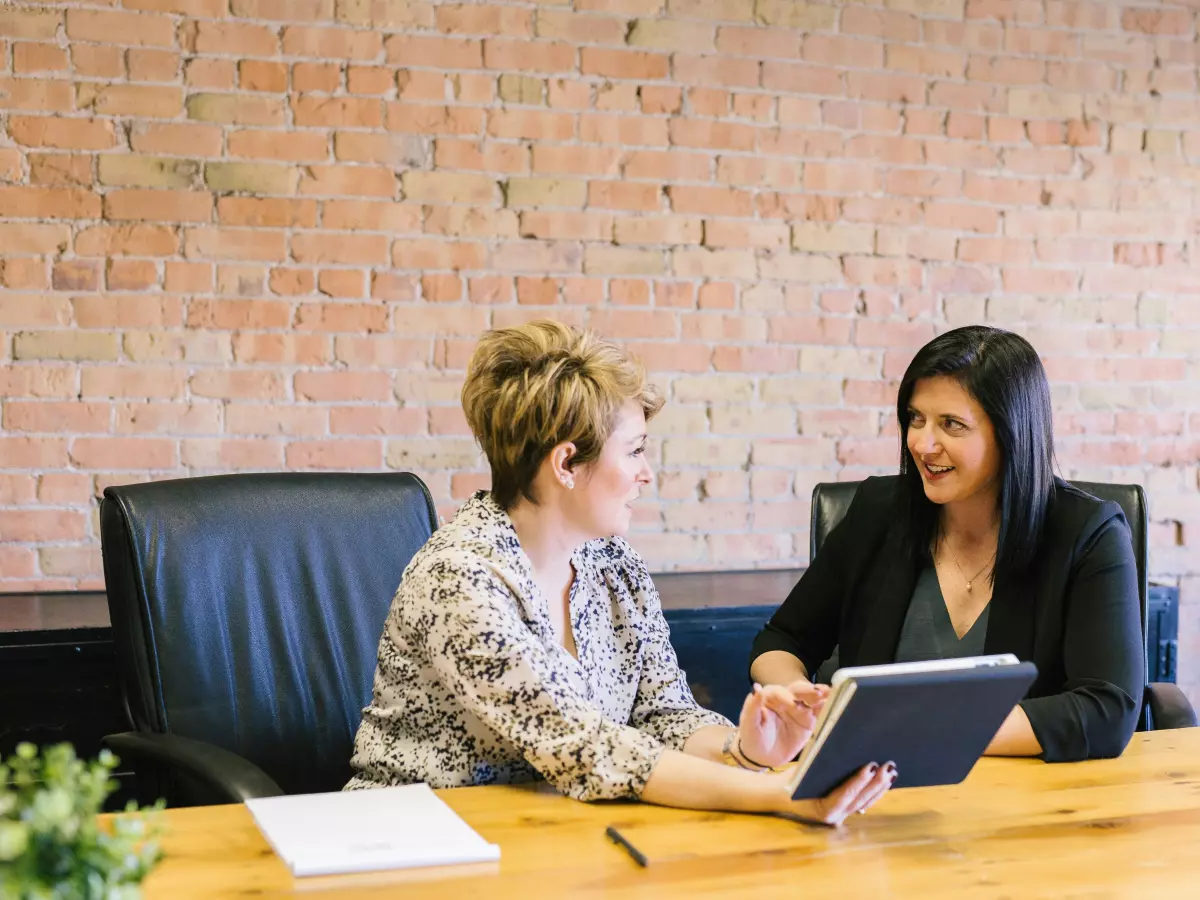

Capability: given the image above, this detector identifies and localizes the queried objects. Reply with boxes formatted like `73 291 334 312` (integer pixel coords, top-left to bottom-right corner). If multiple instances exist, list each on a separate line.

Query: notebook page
246 783 501 878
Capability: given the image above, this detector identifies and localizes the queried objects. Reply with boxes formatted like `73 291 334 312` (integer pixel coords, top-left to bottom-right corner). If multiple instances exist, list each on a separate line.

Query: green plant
0 743 164 900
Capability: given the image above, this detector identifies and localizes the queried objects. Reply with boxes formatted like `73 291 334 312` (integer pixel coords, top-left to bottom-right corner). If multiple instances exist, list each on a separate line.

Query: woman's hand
778 761 896 826
736 680 829 770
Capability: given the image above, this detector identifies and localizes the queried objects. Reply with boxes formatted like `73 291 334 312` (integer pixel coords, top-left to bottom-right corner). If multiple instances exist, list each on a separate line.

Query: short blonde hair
461 319 664 510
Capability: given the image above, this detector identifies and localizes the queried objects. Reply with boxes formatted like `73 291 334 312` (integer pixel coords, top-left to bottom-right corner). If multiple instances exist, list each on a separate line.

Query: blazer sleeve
1020 510 1146 762
749 481 874 679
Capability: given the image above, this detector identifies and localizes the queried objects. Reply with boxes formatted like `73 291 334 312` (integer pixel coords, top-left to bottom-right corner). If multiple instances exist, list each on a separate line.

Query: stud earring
563 477 575 489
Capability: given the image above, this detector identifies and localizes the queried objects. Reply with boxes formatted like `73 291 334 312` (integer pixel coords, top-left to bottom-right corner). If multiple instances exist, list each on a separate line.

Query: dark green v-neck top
893 567 990 664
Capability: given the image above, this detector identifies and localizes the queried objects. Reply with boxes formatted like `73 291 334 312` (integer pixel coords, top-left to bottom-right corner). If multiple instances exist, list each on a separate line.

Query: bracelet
736 737 773 771
720 731 769 772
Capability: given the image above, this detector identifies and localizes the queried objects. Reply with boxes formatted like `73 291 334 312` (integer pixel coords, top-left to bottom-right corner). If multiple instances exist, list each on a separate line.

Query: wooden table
131 729 1200 899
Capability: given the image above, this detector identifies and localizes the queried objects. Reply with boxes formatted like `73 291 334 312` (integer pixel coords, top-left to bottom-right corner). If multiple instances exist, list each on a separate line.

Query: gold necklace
937 530 995 593
949 548 994 593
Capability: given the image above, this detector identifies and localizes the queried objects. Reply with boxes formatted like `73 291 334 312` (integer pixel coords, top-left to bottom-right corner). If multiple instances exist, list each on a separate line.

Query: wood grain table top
128 728 1200 899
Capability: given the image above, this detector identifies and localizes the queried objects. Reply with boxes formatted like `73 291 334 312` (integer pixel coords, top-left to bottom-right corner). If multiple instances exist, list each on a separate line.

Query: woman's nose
638 456 653 484
911 425 937 455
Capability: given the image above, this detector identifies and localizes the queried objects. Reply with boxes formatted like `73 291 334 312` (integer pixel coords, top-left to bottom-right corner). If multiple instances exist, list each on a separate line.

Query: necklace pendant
966 582 972 592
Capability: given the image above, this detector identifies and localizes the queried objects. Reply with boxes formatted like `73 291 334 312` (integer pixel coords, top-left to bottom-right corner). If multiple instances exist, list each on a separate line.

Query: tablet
789 655 1038 800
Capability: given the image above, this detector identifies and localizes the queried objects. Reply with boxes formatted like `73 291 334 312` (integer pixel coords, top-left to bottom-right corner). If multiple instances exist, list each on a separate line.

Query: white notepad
246 784 501 878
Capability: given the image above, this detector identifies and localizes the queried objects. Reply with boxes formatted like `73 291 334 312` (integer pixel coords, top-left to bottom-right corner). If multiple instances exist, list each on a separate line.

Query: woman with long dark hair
750 325 1145 762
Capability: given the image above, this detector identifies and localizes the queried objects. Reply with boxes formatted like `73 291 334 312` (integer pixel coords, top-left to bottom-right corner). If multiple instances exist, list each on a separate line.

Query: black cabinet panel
663 605 774 724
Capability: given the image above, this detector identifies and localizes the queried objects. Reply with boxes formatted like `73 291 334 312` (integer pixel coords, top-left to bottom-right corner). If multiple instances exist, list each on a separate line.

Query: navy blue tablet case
791 661 1039 800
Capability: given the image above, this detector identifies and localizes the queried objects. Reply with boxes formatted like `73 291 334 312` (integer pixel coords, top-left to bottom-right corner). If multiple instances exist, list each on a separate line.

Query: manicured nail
867 763 879 775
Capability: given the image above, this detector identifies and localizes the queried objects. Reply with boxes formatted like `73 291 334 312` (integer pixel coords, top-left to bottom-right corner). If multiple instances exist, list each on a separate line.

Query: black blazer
751 476 1145 762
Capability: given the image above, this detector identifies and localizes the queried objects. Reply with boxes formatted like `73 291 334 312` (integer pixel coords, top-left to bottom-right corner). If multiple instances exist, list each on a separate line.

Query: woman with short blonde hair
348 320 892 824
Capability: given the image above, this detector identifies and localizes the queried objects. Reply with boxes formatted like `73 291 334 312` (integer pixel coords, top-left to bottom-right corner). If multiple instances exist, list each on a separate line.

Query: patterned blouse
346 492 731 801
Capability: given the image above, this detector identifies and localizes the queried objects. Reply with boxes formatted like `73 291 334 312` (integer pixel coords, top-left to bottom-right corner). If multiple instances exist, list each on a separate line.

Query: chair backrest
100 472 437 796
809 479 1150 643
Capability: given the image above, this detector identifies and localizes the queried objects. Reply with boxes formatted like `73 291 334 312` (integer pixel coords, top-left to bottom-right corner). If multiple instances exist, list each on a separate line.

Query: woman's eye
908 411 924 425
944 419 965 431
632 446 645 457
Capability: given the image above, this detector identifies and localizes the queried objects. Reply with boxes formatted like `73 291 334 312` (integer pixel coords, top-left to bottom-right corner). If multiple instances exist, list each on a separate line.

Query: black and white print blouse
346 491 731 801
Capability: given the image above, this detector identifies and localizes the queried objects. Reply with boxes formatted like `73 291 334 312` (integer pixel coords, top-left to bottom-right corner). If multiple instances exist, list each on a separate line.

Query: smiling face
568 399 653 540
905 375 1002 509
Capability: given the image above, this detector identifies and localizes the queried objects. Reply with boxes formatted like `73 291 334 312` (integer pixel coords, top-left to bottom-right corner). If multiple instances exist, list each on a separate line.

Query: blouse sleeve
400 552 666 802
1019 510 1145 761
618 546 734 747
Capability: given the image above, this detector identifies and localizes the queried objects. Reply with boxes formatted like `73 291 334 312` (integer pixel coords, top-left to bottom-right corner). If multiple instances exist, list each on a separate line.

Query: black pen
605 825 648 867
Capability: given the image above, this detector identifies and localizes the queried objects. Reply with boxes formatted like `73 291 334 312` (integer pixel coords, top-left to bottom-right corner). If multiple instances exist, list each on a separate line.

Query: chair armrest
103 732 285 803
1145 683 1199 731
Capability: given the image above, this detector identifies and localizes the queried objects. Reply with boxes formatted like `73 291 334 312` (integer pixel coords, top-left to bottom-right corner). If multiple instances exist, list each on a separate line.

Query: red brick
330 407 426 436
9 116 116 151
51 261 100 292
217 197 316 228
334 0 434 28
127 49 180 83
293 62 343 93
0 510 88 542
105 190 213 223
192 21 280 56
485 39 574 73
520 211 614 241
291 94 383 128
37 473 91 506
346 66 394 95
486 109 575 141
66 10 177 47
131 123 223 157
0 76 73 112
532 145 622 177
385 34 482 68
240 60 287 93
716 25 800 58
1122 8 1192 35
74 295 184 329
71 44 124 79
324 200 421 233
536 10 627 44
76 224 180 257
668 185 753 216
587 181 661 212
580 113 669 146
181 438 284 470
437 3 531 35
392 239 488 271
13 42 68 73
70 437 176 470
1 259 49 290
387 104 485 136
4 401 111 434
298 165 396 198
106 259 159 291
185 58 235 90
227 129 330 162
580 47 667 80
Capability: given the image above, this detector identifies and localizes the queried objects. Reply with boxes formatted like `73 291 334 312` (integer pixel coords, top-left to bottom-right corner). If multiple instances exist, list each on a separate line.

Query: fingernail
885 761 896 773
867 763 879 775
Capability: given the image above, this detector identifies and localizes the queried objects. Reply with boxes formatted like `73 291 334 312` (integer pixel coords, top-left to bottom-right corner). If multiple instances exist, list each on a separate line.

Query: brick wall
2 1 1199 692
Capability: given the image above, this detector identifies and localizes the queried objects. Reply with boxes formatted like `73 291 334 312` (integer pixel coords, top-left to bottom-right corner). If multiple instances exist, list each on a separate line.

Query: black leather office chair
99 472 438 806
809 480 1197 731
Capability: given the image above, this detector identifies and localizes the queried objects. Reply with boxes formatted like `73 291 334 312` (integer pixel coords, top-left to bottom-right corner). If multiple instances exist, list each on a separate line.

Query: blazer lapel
851 533 919 666
983 567 1036 661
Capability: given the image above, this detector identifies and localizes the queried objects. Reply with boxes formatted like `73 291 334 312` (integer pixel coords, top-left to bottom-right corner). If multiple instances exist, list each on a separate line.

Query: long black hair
895 325 1056 580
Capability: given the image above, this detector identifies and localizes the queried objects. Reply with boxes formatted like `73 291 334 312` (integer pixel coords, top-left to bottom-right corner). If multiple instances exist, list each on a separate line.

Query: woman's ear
549 442 577 489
